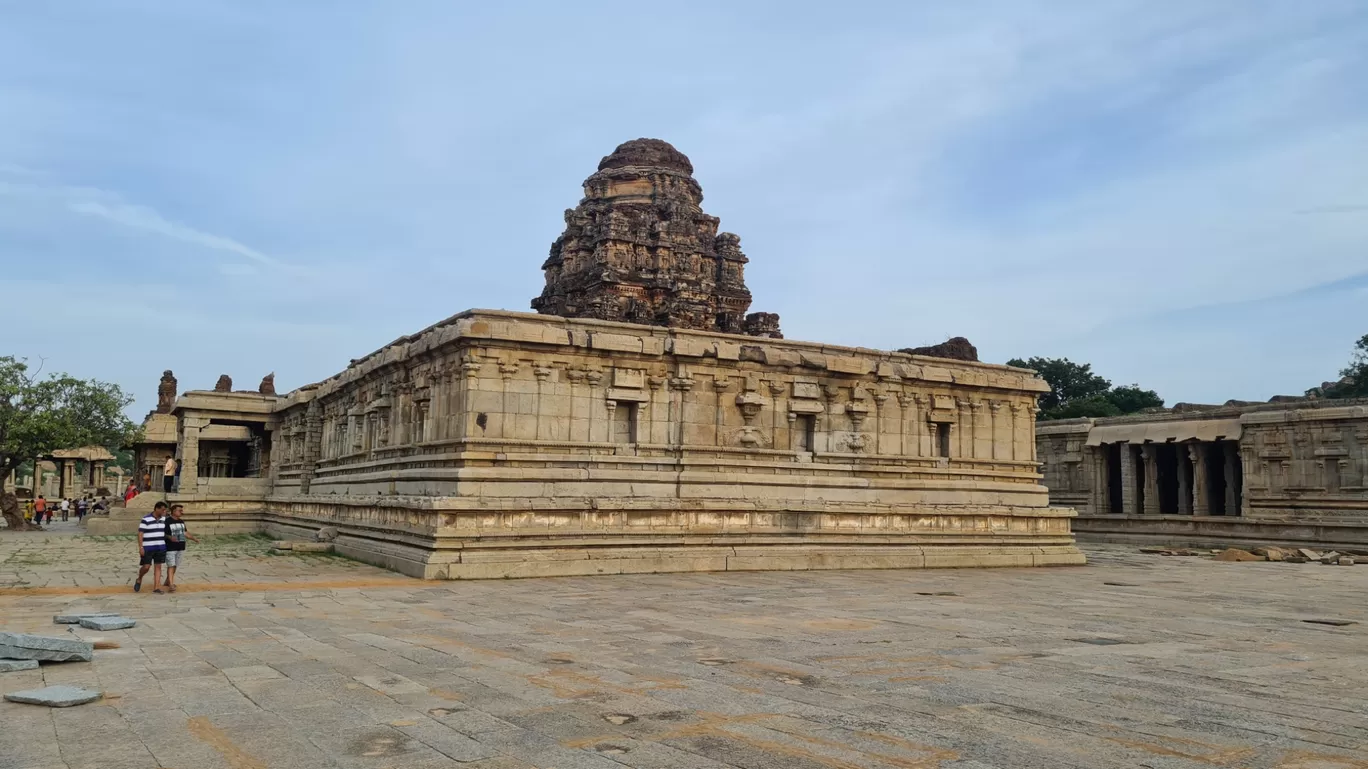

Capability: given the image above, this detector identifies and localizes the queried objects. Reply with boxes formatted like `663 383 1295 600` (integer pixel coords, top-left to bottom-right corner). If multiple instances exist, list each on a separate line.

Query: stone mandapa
4 685 103 707
0 632 94 662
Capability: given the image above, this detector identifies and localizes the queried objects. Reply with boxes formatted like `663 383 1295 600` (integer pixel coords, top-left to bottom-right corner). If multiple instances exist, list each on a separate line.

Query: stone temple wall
258 309 1079 578
1036 401 1368 549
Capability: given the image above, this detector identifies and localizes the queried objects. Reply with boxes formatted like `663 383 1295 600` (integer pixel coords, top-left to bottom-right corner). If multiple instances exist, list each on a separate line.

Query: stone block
291 542 334 553
4 685 103 707
0 633 94 663
271 540 294 550
1297 548 1322 560
826 355 869 375
314 526 339 542
0 658 40 672
78 616 136 631
53 612 120 625
1214 548 1263 562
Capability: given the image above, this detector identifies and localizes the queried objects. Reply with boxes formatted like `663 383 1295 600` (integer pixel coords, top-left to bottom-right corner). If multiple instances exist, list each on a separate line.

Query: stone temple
103 139 1083 578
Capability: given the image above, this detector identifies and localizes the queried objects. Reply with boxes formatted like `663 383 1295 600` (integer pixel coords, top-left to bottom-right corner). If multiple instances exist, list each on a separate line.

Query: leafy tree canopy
1006 356 1164 420
1317 334 1368 399
0 355 138 484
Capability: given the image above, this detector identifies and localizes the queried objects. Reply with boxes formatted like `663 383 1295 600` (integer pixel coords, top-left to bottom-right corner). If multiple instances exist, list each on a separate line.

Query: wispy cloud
68 199 276 265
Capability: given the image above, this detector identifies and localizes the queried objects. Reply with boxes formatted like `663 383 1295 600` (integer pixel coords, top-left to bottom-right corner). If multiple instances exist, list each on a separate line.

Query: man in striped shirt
135 501 168 594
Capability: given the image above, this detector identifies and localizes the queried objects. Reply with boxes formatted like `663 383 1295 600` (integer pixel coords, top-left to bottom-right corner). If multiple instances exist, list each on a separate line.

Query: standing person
24 498 34 523
162 505 198 592
76 496 88 521
134 501 169 594
124 480 139 503
59 498 70 522
163 455 176 494
33 495 46 525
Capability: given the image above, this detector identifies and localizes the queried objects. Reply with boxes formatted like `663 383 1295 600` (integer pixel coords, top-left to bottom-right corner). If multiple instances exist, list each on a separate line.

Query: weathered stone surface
900 336 979 362
258 372 276 395
532 139 780 337
314 526 339 542
78 616 136 631
271 540 294 550
156 369 177 414
290 542 333 553
4 685 102 707
0 658 39 672
1039 398 1368 549
1214 548 1263 562
53 612 119 625
214 374 232 392
0 632 94 662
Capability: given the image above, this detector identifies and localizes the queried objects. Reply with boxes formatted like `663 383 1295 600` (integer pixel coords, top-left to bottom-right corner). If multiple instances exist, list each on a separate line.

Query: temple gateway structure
106 140 1082 578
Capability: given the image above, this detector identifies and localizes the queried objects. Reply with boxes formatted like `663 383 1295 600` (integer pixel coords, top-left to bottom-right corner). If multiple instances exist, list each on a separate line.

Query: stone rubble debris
78 616 136 631
4 685 103 707
1214 548 1264 562
0 658 40 673
53 612 120 625
0 632 94 663
314 526 340 542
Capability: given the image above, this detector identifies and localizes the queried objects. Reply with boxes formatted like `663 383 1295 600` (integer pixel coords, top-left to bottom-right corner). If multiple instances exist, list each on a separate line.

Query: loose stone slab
0 658 40 672
0 632 94 662
4 685 103 707
53 612 120 625
78 616 136 631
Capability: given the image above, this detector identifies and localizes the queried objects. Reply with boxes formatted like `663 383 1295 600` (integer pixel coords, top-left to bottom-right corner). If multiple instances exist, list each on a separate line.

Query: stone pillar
92 461 105 492
32 462 43 496
956 399 971 458
59 460 73 498
179 417 208 493
1140 444 1160 515
1176 446 1192 514
1189 443 1209 516
1090 447 1108 515
1225 442 1241 516
1119 443 1137 515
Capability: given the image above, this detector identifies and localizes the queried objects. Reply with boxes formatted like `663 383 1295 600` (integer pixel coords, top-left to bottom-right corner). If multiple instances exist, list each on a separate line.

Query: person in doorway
59 497 70 521
162 504 198 592
33 495 46 525
134 501 168 593
163 455 176 494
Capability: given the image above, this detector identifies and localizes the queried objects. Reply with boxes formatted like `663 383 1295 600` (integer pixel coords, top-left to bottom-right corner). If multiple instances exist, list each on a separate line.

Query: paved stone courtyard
0 530 1365 769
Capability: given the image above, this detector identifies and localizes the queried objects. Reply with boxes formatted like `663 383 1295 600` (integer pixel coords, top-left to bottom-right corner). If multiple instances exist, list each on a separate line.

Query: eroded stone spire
532 138 780 337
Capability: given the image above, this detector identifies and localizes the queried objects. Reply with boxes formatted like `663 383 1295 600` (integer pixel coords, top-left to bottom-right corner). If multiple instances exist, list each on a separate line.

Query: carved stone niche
735 392 768 425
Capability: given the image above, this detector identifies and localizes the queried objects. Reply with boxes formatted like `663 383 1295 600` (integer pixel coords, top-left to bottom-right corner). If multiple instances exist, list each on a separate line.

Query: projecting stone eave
278 308 1050 404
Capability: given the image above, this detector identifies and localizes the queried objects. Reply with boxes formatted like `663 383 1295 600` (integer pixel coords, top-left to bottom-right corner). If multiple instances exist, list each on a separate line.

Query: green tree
1005 357 1110 414
1007 356 1164 420
1320 334 1368 399
1105 384 1165 414
0 356 138 529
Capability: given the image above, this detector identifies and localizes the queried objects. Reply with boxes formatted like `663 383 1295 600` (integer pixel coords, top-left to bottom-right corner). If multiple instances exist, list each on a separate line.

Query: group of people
135 501 198 593
24 495 107 525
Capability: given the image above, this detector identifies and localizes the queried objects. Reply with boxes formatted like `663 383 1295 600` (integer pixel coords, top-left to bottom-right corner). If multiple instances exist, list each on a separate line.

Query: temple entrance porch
1102 439 1244 516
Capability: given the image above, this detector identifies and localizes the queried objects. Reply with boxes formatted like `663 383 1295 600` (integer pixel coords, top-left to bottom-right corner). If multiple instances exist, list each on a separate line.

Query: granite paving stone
1 533 1366 768
5 684 103 707
0 657 40 672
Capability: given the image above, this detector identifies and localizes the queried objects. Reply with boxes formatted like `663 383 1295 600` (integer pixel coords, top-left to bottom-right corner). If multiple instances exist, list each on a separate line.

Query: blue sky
2 0 1365 416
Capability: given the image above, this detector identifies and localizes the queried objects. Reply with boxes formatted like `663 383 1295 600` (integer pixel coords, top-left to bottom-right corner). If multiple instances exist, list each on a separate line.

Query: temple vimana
101 139 1083 578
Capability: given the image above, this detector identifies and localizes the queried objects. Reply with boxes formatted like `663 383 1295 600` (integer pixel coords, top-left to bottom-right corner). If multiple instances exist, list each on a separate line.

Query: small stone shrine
121 139 1082 578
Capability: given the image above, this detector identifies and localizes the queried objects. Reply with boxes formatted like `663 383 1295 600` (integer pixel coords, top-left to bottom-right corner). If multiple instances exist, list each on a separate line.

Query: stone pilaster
299 400 322 494
971 401 991 459
1141 444 1160 515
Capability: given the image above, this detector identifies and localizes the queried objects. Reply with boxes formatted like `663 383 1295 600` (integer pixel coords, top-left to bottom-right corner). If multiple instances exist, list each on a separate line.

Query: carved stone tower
532 138 781 337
